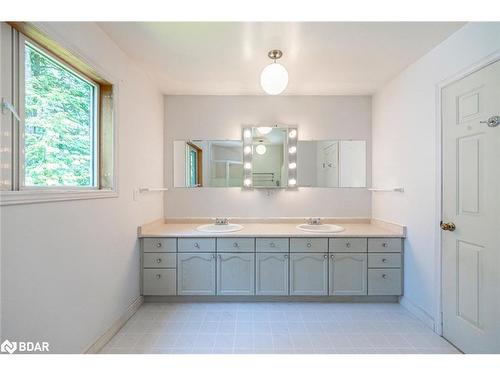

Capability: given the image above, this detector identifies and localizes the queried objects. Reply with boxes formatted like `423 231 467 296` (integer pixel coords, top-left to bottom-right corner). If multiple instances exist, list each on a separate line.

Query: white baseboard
399 296 436 332
84 296 144 354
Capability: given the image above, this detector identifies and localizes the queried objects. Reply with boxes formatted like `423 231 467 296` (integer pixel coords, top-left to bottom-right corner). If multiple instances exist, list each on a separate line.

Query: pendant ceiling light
260 49 288 95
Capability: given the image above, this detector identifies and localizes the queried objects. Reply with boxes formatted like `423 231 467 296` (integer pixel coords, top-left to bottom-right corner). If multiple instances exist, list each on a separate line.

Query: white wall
164 95 372 217
372 22 500 327
0 22 164 353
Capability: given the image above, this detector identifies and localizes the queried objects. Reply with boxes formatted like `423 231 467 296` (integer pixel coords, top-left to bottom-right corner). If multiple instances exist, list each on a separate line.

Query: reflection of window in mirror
173 140 243 188
186 142 202 187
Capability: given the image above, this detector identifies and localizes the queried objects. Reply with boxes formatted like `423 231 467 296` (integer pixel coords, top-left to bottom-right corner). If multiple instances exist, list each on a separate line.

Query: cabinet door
217 253 255 295
289 253 328 295
255 253 289 295
329 253 367 295
177 253 216 295
368 269 402 295
143 269 176 295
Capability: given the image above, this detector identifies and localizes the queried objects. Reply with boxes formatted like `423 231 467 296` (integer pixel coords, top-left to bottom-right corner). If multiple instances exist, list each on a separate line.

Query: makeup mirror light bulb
243 129 252 138
244 179 252 187
289 129 297 138
289 162 296 169
288 146 297 154
244 146 252 154
288 178 297 186
244 162 252 169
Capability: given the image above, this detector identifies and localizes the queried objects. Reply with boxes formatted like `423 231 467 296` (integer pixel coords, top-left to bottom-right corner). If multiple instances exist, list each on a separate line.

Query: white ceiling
98 22 464 95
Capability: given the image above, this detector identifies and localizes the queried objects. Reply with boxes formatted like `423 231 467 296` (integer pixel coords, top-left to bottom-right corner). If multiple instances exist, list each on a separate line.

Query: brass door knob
440 222 456 231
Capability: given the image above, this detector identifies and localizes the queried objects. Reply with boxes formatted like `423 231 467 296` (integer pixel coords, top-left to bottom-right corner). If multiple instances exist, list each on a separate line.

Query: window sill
0 189 118 206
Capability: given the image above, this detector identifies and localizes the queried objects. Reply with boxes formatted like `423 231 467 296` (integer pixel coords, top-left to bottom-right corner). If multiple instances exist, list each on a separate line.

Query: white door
322 142 339 187
329 253 367 295
177 253 216 295
289 253 328 295
255 253 289 295
441 59 500 353
216 253 255 295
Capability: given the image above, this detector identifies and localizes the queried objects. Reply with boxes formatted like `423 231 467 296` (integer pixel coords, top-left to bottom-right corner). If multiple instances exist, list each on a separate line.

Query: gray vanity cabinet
141 235 403 298
255 253 289 295
216 253 255 295
289 253 328 295
329 253 367 295
177 252 216 295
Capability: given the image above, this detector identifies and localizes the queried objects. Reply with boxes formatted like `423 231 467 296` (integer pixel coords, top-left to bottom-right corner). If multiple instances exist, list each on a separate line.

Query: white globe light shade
255 144 267 155
257 126 272 135
260 63 288 95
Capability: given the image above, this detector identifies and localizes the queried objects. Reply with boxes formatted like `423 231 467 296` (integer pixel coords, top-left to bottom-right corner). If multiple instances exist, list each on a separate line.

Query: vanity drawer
143 238 177 253
143 269 176 295
368 238 402 253
368 253 401 268
329 238 367 253
178 238 216 252
143 253 177 268
256 238 289 252
217 238 255 252
368 269 402 295
290 238 328 252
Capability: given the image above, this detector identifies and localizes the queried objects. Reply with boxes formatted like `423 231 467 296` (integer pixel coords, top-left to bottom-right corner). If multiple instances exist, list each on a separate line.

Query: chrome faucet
307 217 322 225
215 217 229 225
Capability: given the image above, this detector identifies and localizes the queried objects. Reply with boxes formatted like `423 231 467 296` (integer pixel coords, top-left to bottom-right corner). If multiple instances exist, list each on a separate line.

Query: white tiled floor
100 302 461 354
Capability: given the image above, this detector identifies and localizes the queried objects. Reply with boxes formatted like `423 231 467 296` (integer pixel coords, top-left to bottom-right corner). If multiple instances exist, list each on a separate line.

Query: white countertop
138 218 405 238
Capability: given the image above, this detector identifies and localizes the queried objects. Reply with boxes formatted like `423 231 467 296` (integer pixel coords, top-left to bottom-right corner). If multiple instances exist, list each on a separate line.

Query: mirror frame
242 125 298 190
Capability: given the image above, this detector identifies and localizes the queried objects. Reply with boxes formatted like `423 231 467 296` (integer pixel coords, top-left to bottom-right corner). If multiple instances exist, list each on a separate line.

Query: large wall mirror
172 130 366 189
297 140 366 187
173 140 243 187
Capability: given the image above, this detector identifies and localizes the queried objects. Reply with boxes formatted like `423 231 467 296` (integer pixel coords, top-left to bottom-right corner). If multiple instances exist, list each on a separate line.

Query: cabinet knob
211 254 216 259
346 242 351 248
194 242 200 248
270 242 276 248
382 258 388 263
382 274 388 279
330 255 335 259
233 242 239 248
284 254 288 259
307 243 312 248
156 258 162 263
323 254 328 259
155 274 161 279
156 242 162 248
382 243 388 248
218 254 222 259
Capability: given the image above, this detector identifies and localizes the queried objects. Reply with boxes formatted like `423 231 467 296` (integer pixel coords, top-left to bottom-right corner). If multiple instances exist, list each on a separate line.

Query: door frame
434 50 500 336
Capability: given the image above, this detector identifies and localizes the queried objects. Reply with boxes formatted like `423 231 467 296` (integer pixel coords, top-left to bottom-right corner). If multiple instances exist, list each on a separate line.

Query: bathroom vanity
138 220 405 300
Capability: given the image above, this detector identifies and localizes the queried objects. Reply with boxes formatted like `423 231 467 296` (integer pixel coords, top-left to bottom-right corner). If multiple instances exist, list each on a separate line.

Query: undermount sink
296 223 345 233
196 223 244 233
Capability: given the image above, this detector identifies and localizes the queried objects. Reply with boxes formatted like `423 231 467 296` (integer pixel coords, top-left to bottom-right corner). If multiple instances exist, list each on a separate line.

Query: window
24 43 98 187
0 22 116 204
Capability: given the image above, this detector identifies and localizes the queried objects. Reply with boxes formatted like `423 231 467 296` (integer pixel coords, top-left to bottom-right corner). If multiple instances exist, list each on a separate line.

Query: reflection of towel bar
367 187 404 192
253 172 275 182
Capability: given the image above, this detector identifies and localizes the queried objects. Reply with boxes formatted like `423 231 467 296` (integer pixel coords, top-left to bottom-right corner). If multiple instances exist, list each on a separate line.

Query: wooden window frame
186 142 203 187
0 22 117 205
